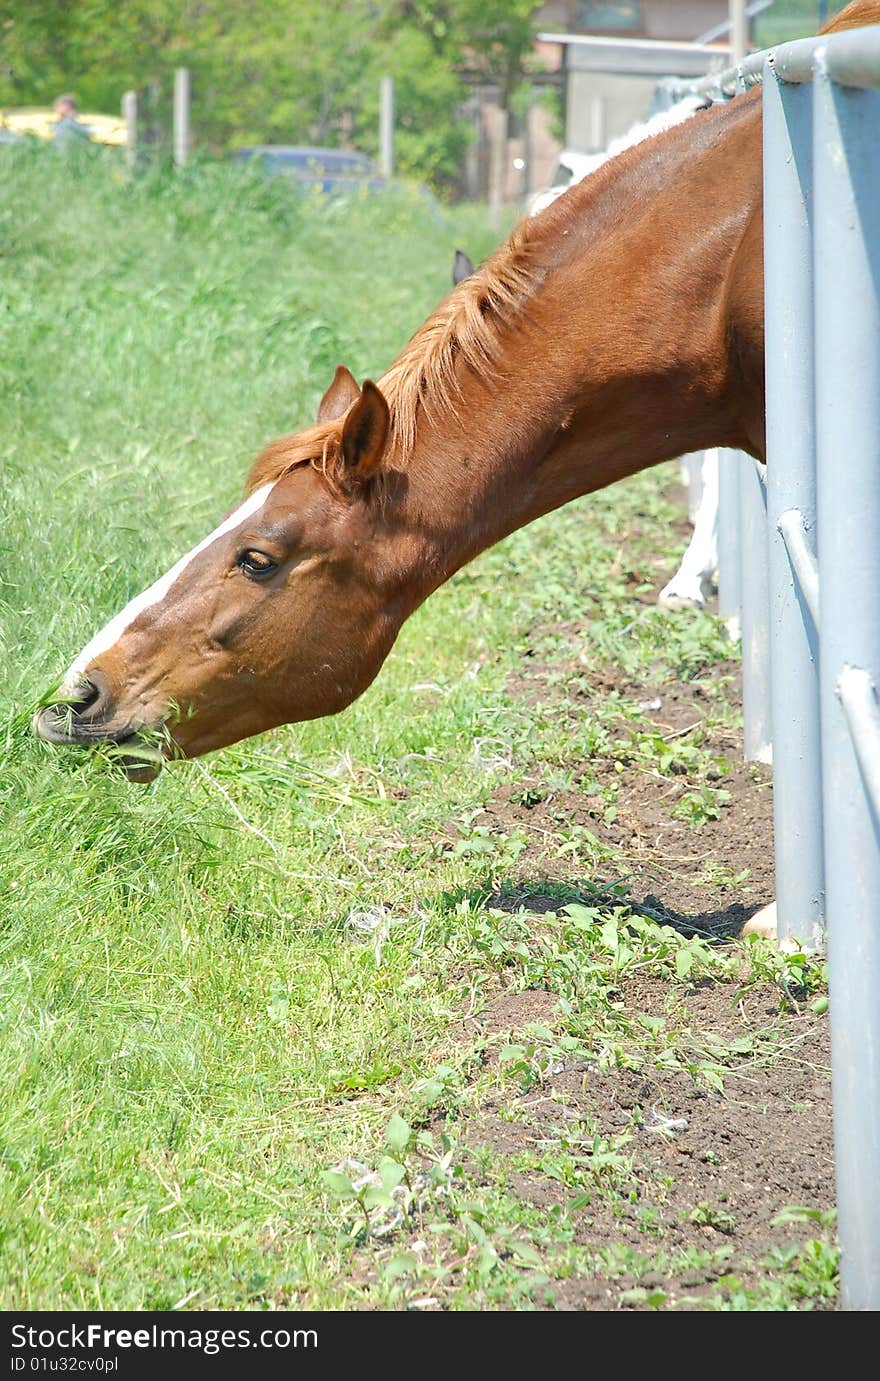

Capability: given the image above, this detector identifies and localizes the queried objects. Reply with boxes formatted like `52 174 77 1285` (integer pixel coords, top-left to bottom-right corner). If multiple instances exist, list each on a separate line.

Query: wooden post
589 92 606 151
173 67 190 167
379 76 394 178
488 103 508 233
522 97 533 201
463 95 480 201
122 90 137 172
729 0 748 64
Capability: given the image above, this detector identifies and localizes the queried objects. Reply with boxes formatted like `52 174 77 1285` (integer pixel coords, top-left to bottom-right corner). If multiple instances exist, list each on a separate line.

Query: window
575 2 641 30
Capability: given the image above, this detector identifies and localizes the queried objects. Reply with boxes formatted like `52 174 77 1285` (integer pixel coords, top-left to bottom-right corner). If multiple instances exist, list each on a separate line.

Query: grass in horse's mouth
94 721 173 783
102 739 166 777
35 697 171 778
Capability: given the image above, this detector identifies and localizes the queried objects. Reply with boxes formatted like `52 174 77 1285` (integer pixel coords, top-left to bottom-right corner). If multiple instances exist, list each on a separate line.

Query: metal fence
667 20 880 1312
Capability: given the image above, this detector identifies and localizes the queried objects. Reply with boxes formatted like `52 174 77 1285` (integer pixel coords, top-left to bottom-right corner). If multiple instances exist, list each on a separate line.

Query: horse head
34 366 403 779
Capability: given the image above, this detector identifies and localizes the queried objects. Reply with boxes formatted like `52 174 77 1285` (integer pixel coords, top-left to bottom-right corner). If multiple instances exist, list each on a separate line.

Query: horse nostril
68 677 102 716
54 673 109 726
33 673 115 744
56 673 102 718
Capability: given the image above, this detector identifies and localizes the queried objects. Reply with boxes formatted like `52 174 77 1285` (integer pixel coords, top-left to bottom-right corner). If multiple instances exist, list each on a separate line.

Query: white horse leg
659 448 720 609
662 456 784 950
681 451 704 522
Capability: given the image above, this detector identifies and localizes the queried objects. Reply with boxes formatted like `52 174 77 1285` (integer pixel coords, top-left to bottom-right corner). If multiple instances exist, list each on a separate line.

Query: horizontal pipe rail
837 667 880 827
777 509 820 626
777 27 880 87
667 22 880 100
671 13 880 1311
772 36 828 84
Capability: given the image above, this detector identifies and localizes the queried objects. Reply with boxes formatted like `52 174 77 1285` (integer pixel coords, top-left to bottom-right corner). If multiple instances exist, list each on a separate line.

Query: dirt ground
451 549 835 1309
463 984 832 1309
491 622 776 939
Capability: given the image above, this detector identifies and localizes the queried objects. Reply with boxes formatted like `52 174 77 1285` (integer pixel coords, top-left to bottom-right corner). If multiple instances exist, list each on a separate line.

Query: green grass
0 145 832 1310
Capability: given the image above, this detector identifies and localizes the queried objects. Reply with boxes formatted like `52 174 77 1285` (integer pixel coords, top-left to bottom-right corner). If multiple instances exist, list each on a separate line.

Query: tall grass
0 145 733 1308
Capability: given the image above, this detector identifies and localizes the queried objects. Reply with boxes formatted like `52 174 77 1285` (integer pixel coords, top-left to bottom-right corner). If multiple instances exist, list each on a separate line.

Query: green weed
0 148 833 1310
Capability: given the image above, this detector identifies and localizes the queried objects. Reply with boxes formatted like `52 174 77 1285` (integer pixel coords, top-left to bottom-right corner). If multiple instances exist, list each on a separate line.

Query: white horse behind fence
659 449 719 610
529 103 720 613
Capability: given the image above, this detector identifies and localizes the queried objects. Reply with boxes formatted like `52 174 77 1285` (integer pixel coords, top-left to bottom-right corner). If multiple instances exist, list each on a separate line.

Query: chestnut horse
35 3 880 796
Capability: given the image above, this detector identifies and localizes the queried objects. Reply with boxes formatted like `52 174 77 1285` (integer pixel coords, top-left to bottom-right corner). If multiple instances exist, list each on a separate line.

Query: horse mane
248 116 707 497
246 219 548 491
247 107 733 496
247 0 879 496
377 220 544 453
370 0 880 458
824 0 880 33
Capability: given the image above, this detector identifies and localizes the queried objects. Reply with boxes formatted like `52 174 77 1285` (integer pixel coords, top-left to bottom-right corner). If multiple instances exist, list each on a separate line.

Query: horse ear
452 248 474 286
317 364 361 423
339 380 389 483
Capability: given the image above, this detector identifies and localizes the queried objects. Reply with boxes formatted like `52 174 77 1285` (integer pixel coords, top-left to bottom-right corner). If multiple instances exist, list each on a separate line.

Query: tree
0 0 543 196
355 5 472 189
447 1 541 225
450 0 538 110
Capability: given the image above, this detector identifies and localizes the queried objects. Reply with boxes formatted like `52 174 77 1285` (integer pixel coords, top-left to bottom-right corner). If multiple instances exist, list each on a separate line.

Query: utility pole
730 0 749 64
379 76 394 178
173 67 191 168
122 90 137 173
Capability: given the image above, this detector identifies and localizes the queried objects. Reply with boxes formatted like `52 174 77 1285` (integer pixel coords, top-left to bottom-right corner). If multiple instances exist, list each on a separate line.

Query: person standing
52 94 92 146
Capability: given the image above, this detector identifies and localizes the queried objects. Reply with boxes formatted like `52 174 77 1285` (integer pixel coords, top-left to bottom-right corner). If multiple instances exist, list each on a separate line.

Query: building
463 2 746 206
537 2 738 154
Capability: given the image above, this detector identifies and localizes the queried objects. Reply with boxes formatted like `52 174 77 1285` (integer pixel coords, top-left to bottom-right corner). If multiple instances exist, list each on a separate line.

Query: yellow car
0 106 126 146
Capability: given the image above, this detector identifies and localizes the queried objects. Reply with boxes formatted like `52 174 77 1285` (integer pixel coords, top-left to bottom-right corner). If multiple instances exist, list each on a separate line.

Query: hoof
658 583 706 611
741 902 806 954
741 901 777 942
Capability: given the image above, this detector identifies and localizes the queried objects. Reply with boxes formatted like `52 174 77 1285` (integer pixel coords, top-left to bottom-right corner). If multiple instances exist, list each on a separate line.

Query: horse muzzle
33 673 167 781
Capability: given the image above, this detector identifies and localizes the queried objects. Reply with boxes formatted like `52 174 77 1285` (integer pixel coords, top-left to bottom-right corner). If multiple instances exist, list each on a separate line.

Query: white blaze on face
61 482 276 694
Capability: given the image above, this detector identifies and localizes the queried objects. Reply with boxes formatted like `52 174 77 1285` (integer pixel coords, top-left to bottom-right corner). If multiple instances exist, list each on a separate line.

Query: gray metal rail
669 21 880 1312
741 456 772 762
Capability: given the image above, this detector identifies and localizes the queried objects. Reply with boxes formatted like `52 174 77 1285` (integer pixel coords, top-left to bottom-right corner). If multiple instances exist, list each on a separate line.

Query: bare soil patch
488 637 774 938
465 983 832 1309
442 529 835 1309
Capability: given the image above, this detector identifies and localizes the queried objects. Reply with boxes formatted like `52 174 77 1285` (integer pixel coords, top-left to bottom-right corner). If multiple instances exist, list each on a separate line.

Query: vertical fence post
173 67 190 168
379 76 395 179
488 104 508 233
763 65 824 946
717 448 743 636
813 52 880 1311
739 455 772 762
589 94 606 151
730 0 749 65
122 90 137 173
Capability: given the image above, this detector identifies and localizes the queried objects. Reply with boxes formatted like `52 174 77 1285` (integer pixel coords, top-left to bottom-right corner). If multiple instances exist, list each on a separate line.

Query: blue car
230 144 387 195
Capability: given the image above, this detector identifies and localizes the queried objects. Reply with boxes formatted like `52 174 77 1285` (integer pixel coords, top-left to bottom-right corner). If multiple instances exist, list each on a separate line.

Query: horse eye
237 549 278 579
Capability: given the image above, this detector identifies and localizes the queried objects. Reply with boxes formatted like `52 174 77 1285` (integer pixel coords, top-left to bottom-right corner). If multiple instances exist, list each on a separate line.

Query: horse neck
386 95 765 606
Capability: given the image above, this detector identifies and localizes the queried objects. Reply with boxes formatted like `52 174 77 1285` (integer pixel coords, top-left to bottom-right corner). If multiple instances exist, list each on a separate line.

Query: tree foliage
0 1 546 191
450 0 541 108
